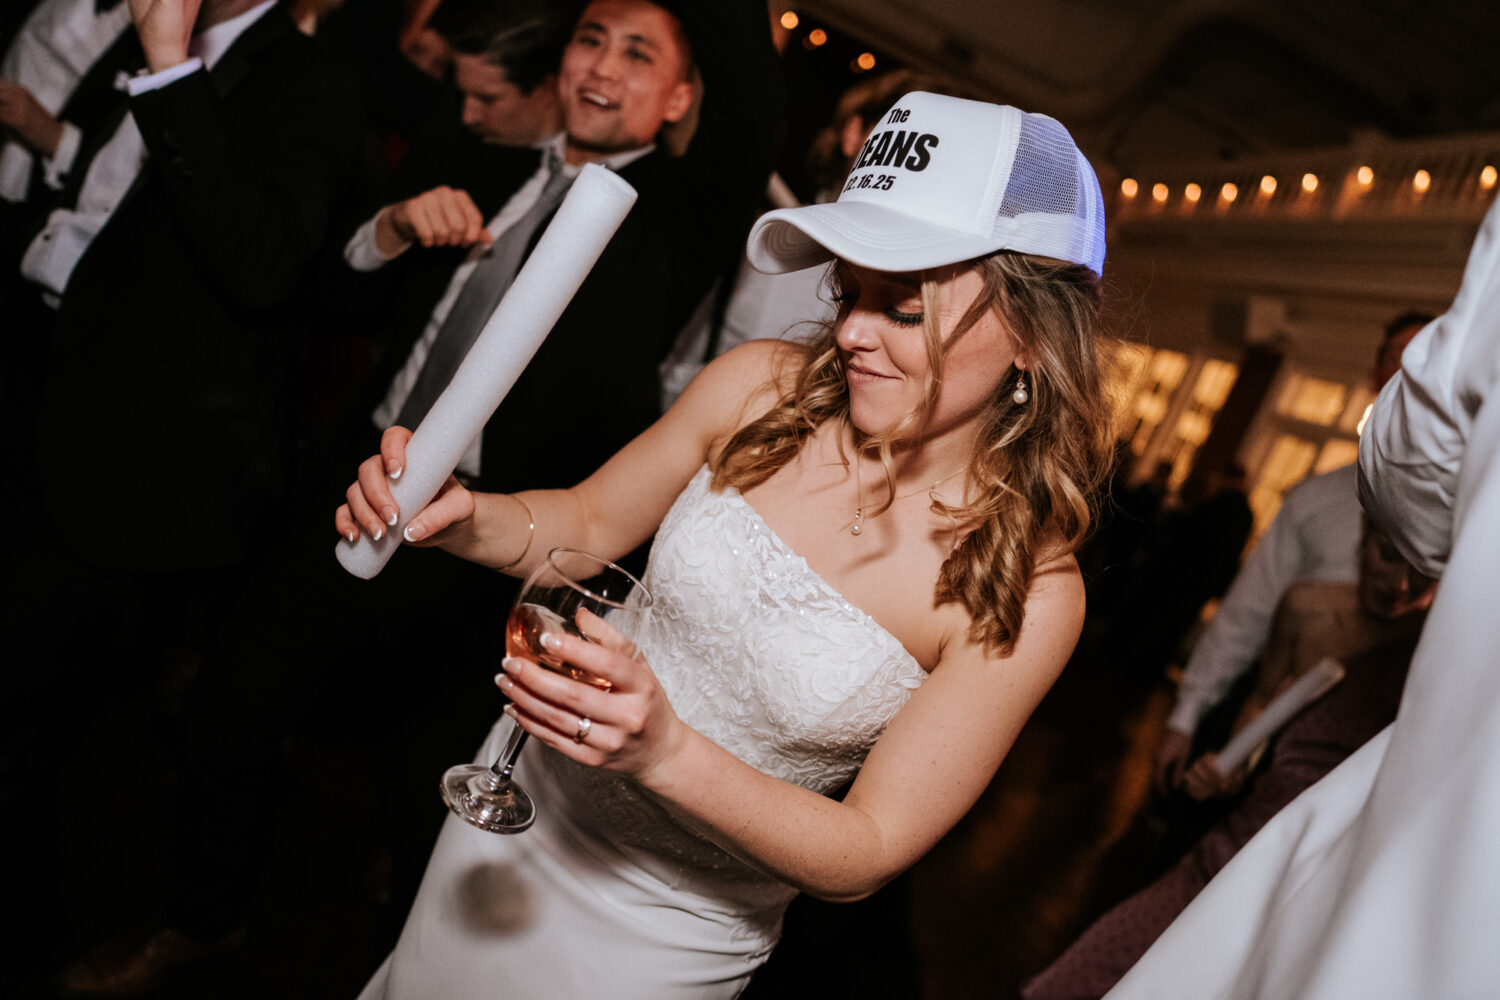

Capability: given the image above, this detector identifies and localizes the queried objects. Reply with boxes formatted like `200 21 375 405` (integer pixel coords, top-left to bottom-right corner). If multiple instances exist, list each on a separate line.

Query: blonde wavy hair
710 251 1114 656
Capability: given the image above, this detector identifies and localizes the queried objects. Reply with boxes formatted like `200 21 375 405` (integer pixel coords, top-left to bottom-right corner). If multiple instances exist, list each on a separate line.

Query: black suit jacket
38 7 363 571
348 0 782 496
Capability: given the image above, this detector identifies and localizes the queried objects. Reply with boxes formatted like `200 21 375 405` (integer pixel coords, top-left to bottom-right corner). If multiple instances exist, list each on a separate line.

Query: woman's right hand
334 426 476 546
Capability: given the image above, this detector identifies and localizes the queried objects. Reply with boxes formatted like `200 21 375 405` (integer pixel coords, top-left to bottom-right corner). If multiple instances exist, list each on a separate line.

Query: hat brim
747 201 1006 276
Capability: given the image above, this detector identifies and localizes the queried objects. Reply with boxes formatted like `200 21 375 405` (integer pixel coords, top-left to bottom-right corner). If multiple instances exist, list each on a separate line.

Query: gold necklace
848 455 964 536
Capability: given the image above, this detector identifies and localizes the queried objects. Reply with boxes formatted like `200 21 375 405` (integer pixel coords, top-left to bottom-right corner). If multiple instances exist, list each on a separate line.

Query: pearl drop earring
1012 371 1030 405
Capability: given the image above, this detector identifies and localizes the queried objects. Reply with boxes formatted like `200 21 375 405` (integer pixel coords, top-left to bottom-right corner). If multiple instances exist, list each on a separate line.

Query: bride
337 92 1113 998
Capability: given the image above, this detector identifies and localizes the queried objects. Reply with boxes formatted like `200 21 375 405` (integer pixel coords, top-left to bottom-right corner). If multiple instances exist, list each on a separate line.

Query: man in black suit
346 0 779 496
0 0 360 985
31 0 361 570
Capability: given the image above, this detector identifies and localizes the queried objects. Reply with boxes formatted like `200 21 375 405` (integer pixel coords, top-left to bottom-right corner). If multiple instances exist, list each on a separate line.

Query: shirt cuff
41 121 83 190
344 213 408 271
126 57 204 96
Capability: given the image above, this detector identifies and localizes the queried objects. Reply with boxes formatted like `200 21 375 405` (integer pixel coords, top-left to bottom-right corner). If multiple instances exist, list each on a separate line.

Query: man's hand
1151 727 1193 796
127 0 203 74
1180 752 1246 801
0 80 64 156
377 186 493 253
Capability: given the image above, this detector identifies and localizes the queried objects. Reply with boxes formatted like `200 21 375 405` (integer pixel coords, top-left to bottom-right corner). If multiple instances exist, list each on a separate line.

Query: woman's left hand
496 619 687 781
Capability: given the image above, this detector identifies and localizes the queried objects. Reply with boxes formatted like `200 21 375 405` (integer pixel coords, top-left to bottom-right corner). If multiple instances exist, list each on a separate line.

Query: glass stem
490 719 529 782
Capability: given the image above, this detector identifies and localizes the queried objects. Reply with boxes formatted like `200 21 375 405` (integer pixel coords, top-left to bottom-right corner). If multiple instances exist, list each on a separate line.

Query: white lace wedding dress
357 467 928 999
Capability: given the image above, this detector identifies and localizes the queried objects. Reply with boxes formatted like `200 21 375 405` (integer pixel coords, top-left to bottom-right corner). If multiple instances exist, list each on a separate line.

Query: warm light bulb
808 28 827 46
856 52 876 70
1481 165 1498 190
1120 178 1138 198
1259 174 1277 196
1301 173 1318 193
780 10 799 29
1357 165 1374 186
1413 169 1431 193
1152 183 1168 203
1184 182 1202 203
1220 182 1239 203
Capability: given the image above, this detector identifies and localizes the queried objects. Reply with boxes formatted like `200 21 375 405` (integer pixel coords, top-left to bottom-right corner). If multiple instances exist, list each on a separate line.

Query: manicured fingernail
496 675 513 692
404 523 425 542
388 462 402 479
383 507 398 526
502 703 517 719
345 530 357 543
373 527 384 542
501 656 522 675
540 632 561 650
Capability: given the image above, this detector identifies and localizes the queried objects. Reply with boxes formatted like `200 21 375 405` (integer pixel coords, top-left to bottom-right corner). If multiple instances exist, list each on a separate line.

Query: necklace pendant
850 507 863 535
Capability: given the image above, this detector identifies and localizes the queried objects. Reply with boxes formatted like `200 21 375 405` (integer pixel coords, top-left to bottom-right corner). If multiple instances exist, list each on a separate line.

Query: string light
1115 161 1495 215
855 52 876 71
808 28 827 46
780 10 799 29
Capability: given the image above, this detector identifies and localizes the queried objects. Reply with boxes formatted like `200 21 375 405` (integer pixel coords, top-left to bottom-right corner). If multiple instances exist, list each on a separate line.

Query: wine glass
440 547 653 834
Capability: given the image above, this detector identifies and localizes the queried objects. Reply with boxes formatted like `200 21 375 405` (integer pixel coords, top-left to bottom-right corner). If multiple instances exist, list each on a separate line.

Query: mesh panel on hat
996 115 1106 274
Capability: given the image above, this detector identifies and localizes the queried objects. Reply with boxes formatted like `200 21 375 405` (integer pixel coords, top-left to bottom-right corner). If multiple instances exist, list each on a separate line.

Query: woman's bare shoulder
675 339 812 434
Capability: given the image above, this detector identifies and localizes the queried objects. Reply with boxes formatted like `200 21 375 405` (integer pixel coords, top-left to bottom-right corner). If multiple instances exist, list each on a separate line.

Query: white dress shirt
0 0 132 201
351 132 651 478
18 0 277 302
1165 462 1362 735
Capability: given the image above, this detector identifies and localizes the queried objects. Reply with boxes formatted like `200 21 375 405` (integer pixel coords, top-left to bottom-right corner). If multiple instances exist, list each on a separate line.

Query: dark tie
396 152 575 428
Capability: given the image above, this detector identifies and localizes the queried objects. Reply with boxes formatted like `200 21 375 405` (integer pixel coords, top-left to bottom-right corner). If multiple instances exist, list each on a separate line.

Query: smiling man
345 0 777 492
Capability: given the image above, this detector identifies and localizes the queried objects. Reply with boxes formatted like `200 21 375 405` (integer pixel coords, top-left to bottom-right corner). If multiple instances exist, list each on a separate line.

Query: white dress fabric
1105 197 1500 999
358 466 927 999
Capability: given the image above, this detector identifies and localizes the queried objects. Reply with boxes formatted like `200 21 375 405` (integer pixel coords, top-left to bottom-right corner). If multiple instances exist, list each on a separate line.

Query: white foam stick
335 163 638 579
1214 657 1346 775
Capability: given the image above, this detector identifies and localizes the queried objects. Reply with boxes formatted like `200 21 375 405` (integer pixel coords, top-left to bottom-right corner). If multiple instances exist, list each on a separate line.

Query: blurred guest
1082 457 1171 626
0 0 131 237
1102 190 1500 1000
1150 311 1432 793
10 0 361 562
1117 461 1253 683
1023 520 1435 1000
1 0 361 984
424 0 566 148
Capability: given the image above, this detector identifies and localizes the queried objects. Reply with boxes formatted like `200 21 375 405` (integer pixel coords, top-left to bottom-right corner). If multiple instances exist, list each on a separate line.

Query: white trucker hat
747 92 1106 277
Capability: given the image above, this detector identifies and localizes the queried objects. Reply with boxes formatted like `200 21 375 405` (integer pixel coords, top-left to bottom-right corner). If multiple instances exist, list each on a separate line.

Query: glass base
441 763 536 834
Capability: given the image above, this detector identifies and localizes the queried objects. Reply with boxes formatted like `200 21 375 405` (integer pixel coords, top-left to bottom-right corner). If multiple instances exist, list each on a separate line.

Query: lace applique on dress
535 466 927 910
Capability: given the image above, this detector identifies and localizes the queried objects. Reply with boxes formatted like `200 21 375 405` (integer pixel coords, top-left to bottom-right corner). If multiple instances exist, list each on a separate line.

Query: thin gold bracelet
496 494 535 572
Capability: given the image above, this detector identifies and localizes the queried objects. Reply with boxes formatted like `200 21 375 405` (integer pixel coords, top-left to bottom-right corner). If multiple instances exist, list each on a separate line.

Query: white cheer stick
1214 657 1346 775
335 163 638 579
